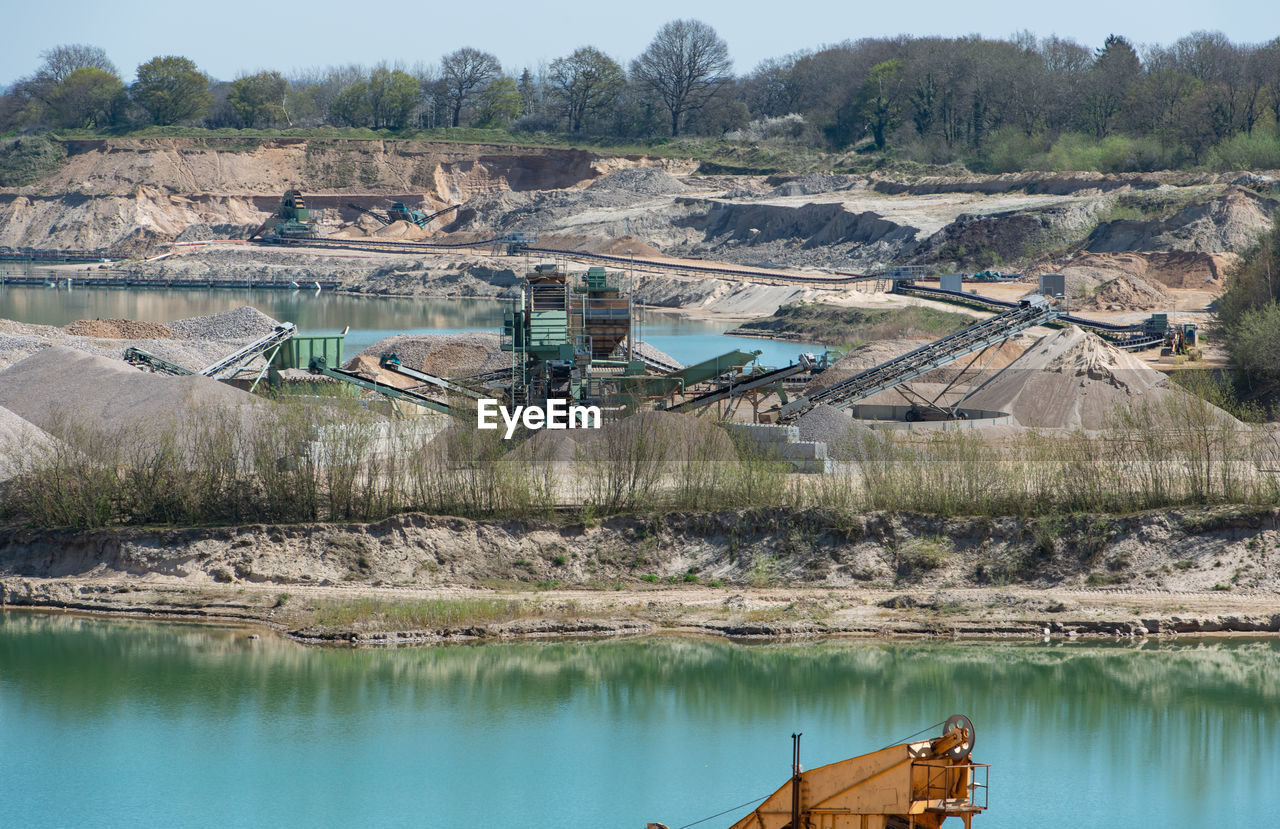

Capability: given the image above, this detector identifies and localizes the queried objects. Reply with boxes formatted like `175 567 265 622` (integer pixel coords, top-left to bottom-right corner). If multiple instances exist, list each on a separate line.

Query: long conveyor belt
309 357 454 416
377 354 485 400
667 358 812 413
200 323 297 379
778 299 1057 423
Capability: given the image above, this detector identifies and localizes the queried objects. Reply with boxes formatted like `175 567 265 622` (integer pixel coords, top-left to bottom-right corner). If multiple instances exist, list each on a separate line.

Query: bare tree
39 44 116 86
440 47 501 127
548 47 624 133
630 19 732 136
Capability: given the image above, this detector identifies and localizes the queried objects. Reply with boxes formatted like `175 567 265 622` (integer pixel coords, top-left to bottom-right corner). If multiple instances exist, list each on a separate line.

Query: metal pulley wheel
941 714 975 760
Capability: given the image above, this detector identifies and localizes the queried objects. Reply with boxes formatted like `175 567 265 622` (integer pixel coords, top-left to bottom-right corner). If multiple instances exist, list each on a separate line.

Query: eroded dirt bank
2 507 1277 644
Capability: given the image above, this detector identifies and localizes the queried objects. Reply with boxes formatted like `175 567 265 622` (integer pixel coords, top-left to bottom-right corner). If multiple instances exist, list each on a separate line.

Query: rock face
0 138 673 255
1 136 1276 272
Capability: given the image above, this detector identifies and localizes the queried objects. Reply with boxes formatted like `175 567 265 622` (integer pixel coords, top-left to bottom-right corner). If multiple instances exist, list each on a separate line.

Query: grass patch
310 597 533 631
732 303 973 347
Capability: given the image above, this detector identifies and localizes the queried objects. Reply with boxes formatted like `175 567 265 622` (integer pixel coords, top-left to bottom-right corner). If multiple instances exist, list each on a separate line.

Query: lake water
2 612 1277 829
0 283 817 367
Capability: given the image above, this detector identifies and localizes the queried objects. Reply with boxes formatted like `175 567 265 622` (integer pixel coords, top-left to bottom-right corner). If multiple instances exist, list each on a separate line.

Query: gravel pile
769 174 858 197
353 332 508 378
0 346 263 440
168 306 280 340
0 319 255 374
795 405 879 459
585 168 690 196
64 319 175 339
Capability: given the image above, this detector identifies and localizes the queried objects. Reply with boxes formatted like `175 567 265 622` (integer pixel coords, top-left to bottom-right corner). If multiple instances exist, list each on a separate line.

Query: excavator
655 716 987 829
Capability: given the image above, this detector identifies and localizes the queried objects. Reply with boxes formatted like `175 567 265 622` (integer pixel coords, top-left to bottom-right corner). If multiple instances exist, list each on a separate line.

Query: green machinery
501 264 764 411
249 190 319 241
388 202 460 228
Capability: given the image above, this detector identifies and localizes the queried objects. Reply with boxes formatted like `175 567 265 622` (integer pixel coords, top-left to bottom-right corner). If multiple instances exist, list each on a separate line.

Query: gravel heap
63 319 175 339
795 405 880 460
768 174 858 197
168 306 280 340
966 327 1235 430
0 346 264 441
585 168 690 196
353 332 508 378
0 311 275 373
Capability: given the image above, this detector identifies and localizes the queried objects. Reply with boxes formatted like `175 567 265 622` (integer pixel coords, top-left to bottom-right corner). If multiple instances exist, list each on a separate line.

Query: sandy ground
4 579 1277 645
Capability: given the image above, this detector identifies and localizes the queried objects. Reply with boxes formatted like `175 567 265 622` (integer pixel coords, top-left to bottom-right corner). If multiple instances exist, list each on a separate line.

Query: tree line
3 25 1280 171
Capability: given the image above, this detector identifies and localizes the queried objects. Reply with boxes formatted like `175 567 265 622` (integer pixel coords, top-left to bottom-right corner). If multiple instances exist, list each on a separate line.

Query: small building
1038 273 1066 298
939 273 963 293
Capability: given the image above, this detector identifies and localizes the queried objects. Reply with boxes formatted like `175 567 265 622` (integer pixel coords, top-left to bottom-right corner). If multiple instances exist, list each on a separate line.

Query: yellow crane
725 715 987 829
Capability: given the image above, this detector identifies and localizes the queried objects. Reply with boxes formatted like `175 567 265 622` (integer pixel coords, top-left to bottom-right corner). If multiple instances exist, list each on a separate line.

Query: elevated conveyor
378 353 485 400
778 299 1056 423
200 323 297 380
125 323 296 383
308 356 454 416
667 357 812 414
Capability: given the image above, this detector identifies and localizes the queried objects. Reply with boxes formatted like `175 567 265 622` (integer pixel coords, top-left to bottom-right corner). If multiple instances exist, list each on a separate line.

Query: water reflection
0 285 817 365
2 612 1277 828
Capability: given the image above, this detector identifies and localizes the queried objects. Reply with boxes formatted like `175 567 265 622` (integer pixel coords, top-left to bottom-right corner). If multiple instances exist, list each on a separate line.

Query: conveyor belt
377 354 485 400
200 324 297 380
778 300 1057 423
308 357 453 415
667 359 811 413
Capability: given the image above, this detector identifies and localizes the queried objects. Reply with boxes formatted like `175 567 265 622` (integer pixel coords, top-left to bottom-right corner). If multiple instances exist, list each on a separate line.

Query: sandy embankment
2 507 1277 645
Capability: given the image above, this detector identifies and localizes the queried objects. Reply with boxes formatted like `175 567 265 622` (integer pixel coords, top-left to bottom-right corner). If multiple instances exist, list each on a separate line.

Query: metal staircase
778 298 1057 423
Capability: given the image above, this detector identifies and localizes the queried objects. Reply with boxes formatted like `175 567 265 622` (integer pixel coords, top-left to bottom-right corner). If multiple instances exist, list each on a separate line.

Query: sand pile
1075 273 1169 312
0 346 264 440
373 220 429 240
0 405 57 481
965 327 1228 430
805 339 930 392
63 319 175 339
354 332 508 378
1056 251 1235 292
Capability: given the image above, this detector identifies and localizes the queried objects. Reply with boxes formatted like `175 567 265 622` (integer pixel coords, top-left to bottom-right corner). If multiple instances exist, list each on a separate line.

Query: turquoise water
0 284 816 367
2 612 1277 829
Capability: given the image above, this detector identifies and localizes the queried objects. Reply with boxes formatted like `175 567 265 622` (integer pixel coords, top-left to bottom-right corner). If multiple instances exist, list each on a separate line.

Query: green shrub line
2 374 1278 531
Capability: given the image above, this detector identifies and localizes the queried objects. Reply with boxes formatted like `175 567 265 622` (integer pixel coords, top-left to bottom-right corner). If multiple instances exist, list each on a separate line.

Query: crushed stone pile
63 319 175 339
0 346 264 440
794 405 880 460
353 332 508 378
585 168 690 197
965 326 1231 430
168 306 280 340
768 174 858 197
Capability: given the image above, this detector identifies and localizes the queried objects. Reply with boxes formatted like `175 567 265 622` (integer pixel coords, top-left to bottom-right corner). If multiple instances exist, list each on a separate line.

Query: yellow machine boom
728 715 987 829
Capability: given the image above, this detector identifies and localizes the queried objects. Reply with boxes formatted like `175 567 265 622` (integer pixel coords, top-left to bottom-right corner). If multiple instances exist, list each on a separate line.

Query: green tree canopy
228 71 288 128
549 47 624 133
132 56 211 125
48 67 123 128
476 77 521 127
367 68 420 129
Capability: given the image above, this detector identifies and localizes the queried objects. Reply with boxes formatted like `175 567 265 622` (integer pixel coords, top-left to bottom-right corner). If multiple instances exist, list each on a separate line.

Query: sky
2 0 1276 85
